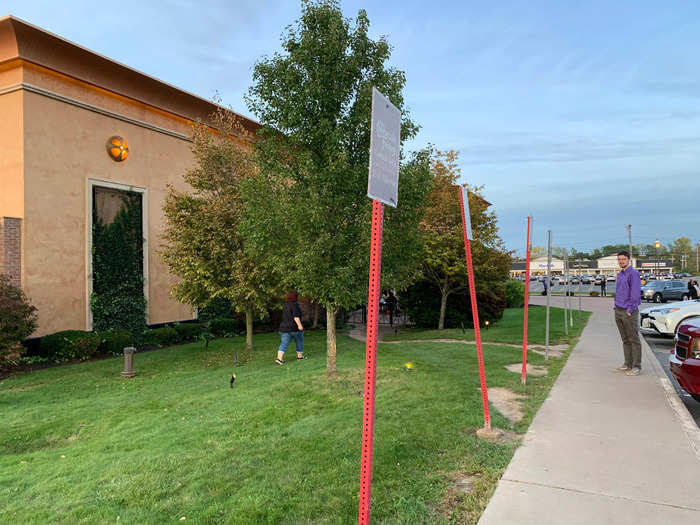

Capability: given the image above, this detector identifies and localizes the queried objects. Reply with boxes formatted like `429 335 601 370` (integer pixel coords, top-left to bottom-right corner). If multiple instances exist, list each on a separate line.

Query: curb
640 335 700 461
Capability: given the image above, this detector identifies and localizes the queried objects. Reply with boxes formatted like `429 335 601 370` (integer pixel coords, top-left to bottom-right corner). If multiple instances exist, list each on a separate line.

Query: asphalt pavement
643 331 700 428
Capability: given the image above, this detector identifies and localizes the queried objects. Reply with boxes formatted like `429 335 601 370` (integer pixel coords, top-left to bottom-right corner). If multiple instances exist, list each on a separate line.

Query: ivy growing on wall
90 190 147 335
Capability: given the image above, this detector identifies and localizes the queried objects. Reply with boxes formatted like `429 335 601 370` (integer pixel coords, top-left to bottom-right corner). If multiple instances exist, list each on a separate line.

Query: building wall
21 66 197 336
0 64 24 218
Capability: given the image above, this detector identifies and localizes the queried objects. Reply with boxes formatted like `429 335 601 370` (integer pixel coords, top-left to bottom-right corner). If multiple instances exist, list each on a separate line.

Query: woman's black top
279 302 303 332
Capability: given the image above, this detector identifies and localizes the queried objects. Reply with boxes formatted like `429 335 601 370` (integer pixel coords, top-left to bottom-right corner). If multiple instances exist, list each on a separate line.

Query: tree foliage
242 0 431 373
417 150 511 329
160 109 281 351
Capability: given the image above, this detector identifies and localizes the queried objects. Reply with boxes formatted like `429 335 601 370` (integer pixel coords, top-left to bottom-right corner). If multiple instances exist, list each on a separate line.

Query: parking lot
528 280 618 295
527 275 700 299
641 332 700 428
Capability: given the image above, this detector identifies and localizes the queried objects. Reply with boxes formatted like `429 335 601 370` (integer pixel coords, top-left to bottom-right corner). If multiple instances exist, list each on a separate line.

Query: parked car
594 275 605 285
570 276 580 284
640 300 700 335
641 279 689 303
581 275 592 284
607 274 616 282
670 317 700 402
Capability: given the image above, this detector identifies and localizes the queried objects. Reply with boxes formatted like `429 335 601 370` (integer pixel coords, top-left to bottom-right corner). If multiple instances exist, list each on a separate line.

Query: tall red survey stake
521 216 532 385
358 87 401 525
458 186 491 430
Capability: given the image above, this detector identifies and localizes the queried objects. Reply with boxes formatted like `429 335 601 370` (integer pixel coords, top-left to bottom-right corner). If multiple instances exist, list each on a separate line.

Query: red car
670 317 700 402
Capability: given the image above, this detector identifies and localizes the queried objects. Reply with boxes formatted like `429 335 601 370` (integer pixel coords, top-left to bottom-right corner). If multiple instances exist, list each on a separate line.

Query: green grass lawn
382 306 591 345
1 316 587 524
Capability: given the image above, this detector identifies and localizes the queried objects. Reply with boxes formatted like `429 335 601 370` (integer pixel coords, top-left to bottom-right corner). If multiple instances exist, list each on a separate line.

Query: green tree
419 150 511 329
668 237 693 271
242 0 430 374
160 109 280 351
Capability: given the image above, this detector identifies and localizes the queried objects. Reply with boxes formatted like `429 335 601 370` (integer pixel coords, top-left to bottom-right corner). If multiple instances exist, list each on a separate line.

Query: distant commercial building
510 255 672 278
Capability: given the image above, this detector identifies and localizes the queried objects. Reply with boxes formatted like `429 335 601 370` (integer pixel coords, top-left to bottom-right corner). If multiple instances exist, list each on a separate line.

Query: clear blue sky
5 1 700 256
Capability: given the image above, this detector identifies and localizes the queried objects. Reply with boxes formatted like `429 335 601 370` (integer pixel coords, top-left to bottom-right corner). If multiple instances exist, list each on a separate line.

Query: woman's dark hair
285 291 299 302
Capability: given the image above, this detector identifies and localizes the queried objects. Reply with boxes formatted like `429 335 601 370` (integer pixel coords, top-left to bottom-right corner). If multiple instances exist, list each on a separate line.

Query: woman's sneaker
613 366 630 373
625 367 641 376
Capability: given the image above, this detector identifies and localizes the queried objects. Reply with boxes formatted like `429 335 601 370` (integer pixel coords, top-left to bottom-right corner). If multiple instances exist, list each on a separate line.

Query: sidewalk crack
501 478 700 512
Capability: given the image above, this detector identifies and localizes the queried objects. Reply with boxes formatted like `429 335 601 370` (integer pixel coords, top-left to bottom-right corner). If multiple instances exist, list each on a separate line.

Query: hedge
209 318 244 336
39 330 101 361
141 326 179 347
173 322 204 341
97 329 133 355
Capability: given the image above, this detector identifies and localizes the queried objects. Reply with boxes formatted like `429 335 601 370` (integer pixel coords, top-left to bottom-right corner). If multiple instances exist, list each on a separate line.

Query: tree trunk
326 307 337 376
245 307 254 351
312 301 320 329
438 280 449 330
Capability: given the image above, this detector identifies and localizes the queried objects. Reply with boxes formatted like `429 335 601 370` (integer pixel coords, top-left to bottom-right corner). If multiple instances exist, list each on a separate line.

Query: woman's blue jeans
278 331 304 355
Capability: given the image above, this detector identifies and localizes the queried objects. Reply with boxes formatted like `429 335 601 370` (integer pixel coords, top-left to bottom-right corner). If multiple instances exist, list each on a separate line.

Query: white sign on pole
460 186 473 240
367 87 401 207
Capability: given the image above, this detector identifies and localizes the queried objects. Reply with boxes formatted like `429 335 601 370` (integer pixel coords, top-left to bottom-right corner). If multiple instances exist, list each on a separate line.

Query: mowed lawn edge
0 311 590 524
382 306 591 346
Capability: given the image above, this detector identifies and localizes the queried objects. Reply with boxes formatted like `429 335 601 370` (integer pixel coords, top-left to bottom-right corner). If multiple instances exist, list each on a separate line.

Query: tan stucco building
0 16 258 336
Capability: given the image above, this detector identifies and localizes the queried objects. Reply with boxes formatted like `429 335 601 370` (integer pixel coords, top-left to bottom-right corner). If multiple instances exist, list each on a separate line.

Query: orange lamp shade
106 136 129 162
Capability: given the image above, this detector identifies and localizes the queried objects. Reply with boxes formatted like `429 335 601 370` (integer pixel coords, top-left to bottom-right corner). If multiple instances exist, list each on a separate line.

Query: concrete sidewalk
478 306 700 524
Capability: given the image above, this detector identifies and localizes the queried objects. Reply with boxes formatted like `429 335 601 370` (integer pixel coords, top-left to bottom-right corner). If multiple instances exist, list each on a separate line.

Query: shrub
39 330 101 361
97 329 133 355
400 280 507 329
141 326 179 347
590 291 600 297
505 280 525 308
0 275 38 360
173 322 204 342
209 318 244 336
198 298 235 323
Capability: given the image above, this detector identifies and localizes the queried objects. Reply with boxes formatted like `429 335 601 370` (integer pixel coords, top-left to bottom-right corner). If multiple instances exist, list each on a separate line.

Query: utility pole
564 252 569 336
567 252 573 327
696 244 699 273
627 224 633 268
545 230 551 360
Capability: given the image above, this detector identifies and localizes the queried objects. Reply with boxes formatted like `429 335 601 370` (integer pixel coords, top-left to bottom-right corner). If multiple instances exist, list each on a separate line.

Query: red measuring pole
458 187 491 430
358 199 383 525
521 216 532 385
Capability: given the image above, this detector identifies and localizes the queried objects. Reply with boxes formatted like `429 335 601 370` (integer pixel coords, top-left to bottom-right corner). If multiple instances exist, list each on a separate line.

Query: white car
640 300 700 336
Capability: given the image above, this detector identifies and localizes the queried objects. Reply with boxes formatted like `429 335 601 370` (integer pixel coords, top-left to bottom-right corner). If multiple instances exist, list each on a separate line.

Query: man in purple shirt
613 250 642 375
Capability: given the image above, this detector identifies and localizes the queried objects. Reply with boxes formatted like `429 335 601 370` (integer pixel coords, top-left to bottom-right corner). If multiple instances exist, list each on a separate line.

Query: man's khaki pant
614 307 641 369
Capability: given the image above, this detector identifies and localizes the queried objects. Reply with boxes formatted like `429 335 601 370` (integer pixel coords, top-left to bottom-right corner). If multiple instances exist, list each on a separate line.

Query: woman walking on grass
275 291 306 365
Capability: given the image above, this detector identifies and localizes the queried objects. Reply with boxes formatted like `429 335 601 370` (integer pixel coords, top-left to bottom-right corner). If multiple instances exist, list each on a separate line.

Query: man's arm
627 272 641 314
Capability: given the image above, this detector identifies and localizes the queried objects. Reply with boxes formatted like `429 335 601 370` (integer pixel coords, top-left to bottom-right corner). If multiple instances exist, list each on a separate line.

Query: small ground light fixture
485 321 490 330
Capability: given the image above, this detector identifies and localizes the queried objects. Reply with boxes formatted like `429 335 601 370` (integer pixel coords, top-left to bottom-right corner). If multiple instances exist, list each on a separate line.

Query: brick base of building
0 217 22 287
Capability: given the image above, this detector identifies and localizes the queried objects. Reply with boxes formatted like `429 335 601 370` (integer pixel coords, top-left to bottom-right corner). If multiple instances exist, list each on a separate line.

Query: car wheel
692 394 700 403
653 293 662 303
682 294 689 301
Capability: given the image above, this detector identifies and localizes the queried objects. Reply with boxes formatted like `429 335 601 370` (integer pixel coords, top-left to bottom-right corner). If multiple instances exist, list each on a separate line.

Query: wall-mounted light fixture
106 136 129 162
